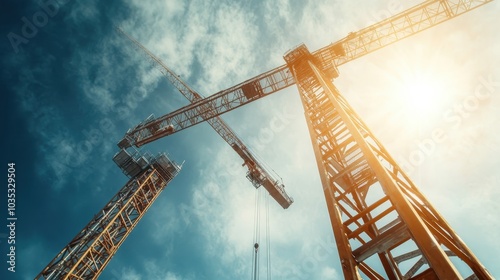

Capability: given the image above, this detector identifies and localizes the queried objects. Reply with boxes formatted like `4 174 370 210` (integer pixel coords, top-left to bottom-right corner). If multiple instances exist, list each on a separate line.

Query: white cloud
194 3 259 92
147 198 182 245
84 85 116 113
119 261 194 280
65 0 99 25
120 268 142 280
121 0 262 95
321 266 341 279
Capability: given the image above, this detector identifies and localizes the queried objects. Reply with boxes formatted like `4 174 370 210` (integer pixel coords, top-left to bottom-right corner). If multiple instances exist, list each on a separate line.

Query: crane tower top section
113 148 180 181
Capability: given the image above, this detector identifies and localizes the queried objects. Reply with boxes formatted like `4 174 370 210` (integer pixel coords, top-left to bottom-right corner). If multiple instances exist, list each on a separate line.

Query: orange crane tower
35 150 181 279
121 0 494 278
36 0 495 279
115 28 293 209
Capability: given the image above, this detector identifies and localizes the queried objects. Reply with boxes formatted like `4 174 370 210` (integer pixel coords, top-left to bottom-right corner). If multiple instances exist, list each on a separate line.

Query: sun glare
373 41 461 129
405 76 441 112
395 72 446 122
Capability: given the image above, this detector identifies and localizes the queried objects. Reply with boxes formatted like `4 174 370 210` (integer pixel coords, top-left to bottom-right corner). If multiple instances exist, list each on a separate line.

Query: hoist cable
252 188 274 280
252 188 261 280
265 192 272 280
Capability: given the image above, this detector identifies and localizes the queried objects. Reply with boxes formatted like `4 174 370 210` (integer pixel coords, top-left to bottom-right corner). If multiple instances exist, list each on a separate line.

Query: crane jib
133 0 493 138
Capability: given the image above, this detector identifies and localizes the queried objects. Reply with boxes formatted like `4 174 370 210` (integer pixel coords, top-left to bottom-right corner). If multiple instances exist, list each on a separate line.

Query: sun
392 70 448 124
404 75 442 113
371 41 462 128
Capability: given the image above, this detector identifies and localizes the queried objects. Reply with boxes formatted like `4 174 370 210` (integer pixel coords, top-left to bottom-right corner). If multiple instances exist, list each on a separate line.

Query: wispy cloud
118 260 195 280
121 0 261 95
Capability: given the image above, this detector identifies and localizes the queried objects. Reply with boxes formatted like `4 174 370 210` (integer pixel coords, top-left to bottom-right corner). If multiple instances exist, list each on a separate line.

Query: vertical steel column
36 156 181 280
285 44 492 279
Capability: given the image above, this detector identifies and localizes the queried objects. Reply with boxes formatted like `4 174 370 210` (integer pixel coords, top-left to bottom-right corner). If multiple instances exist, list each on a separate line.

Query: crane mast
35 150 181 280
115 28 293 209
284 43 492 279
120 0 493 138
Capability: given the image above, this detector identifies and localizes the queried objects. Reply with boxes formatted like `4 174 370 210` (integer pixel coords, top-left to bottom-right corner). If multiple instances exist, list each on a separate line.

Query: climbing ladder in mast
284 43 492 279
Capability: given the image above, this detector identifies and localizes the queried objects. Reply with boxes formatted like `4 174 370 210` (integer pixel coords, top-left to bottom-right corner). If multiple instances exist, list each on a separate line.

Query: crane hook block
254 243 259 251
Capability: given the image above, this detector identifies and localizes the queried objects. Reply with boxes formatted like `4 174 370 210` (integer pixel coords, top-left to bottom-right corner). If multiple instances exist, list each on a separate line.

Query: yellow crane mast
35 150 181 279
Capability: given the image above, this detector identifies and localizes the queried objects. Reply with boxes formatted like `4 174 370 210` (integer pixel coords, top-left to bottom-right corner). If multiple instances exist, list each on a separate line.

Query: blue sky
1 0 499 279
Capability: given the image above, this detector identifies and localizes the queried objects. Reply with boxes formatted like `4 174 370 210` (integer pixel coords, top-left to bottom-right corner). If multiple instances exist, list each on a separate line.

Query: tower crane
118 0 494 278
35 150 182 279
115 27 293 209
36 0 495 279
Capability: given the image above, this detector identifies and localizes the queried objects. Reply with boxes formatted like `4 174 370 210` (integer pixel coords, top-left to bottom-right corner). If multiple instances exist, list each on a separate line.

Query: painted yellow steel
35 160 179 280
285 44 492 279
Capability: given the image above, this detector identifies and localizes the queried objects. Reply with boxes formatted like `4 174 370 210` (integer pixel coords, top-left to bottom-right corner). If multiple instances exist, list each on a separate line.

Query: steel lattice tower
36 151 181 280
284 44 492 279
